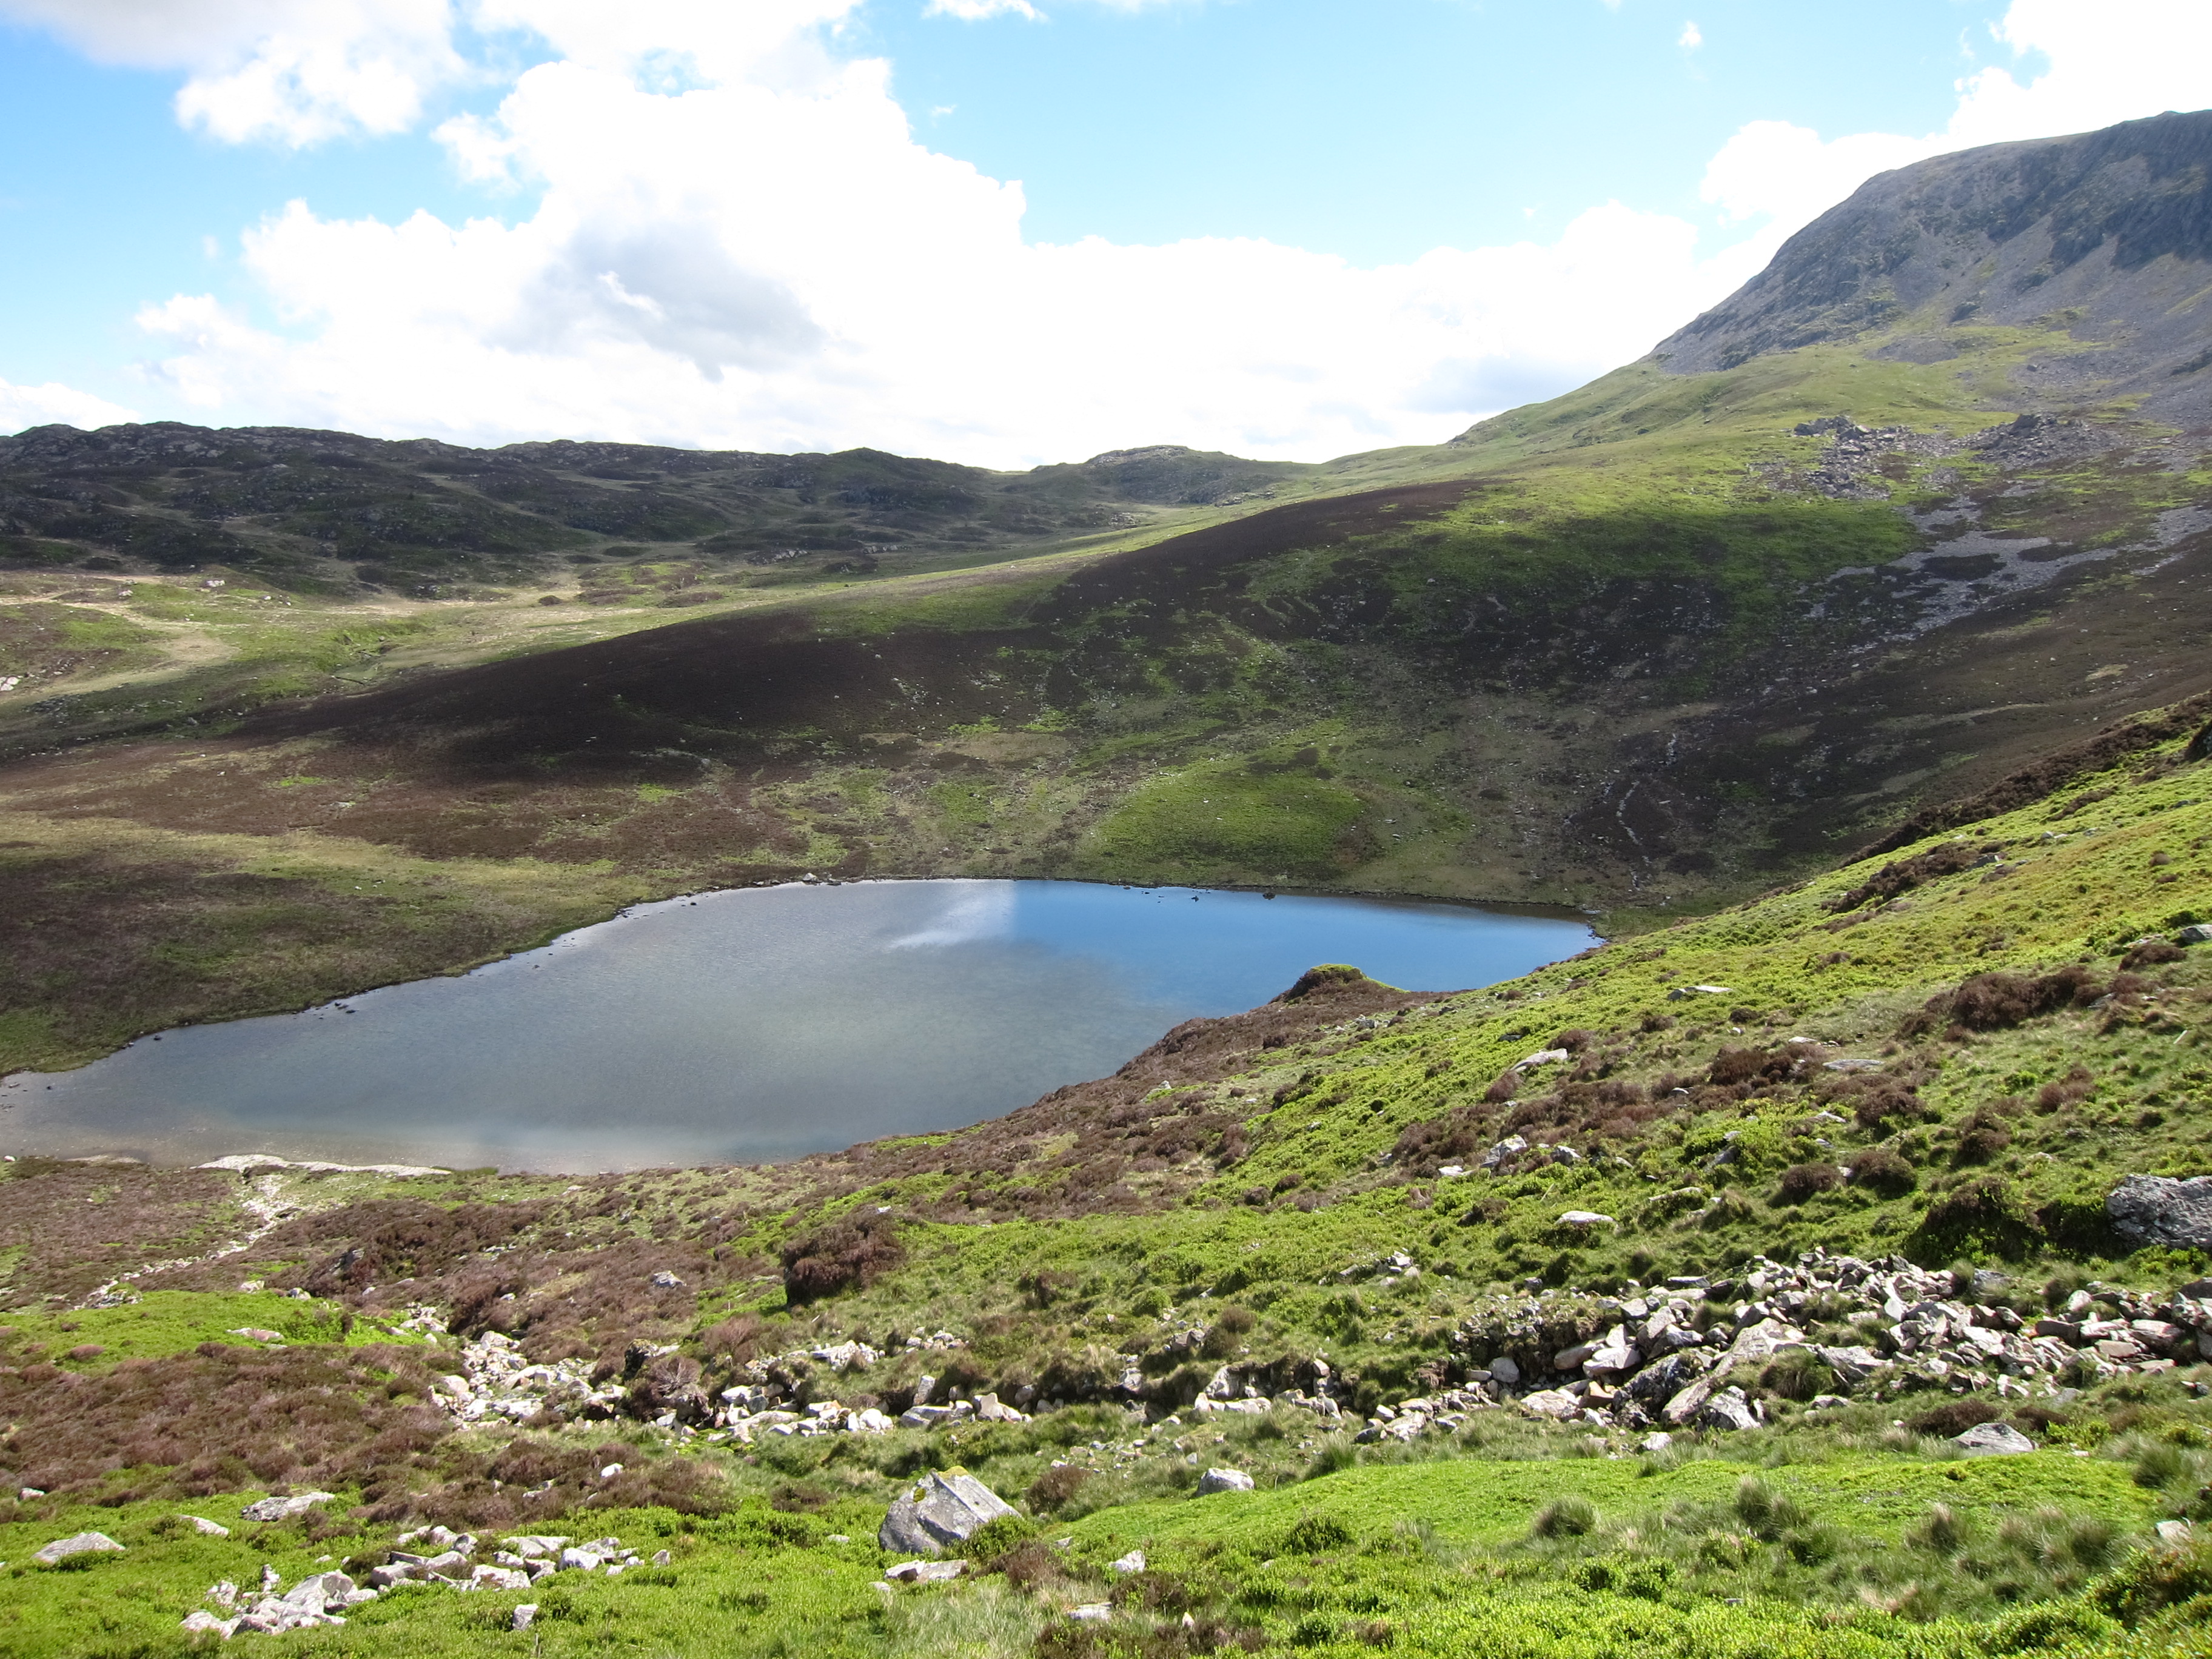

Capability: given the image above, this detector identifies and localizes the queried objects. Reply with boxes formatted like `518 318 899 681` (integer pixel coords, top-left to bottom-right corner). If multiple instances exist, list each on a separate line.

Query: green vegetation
1 699 2209 1655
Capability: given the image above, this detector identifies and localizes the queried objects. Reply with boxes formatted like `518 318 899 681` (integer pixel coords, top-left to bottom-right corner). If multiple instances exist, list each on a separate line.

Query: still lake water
0 880 1594 1172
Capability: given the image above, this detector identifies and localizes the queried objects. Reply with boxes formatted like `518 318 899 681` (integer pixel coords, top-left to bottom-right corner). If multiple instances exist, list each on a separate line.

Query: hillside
7 115 2212 1073
0 690 2209 1655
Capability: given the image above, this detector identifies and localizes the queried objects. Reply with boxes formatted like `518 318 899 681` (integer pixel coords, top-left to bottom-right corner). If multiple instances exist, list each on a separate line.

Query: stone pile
181 1570 374 1639
1335 1247 2212 1439
711 1346 1029 1440
183 1527 665 1640
436 1329 625 1424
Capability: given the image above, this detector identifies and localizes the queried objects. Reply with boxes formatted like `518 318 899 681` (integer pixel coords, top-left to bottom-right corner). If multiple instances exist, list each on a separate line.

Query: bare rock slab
2108 1176 2212 1249
878 1471 1016 1553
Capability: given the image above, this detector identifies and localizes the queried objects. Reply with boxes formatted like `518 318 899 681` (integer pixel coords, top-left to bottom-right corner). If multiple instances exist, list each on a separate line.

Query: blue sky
0 0 2199 464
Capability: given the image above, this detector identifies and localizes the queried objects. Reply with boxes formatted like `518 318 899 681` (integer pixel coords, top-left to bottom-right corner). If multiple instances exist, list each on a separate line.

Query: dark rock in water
2108 1175 2212 1249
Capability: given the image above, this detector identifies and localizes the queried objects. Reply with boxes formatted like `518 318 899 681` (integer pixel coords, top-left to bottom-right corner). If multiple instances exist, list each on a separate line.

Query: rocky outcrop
1649 110 2212 423
877 1472 1016 1555
2107 1176 2212 1250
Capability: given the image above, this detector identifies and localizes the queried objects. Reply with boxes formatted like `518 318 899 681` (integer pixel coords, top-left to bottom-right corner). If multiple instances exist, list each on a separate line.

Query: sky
0 0 2208 468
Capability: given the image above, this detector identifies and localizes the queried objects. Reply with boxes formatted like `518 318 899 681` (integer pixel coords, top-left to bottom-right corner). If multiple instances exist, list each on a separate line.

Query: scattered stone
184 1516 230 1538
2158 1521 2194 1544
1196 1467 1256 1495
1070 1603 1113 1622
1638 1431 1672 1453
33 1532 125 1566
1110 1549 1147 1574
879 1472 1018 1553
513 1605 540 1631
1953 1423 2036 1456
1557 1211 1615 1228
1486 1355 1521 1385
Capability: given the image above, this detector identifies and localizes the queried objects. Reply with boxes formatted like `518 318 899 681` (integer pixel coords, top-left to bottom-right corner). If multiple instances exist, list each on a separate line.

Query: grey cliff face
1651 109 2212 420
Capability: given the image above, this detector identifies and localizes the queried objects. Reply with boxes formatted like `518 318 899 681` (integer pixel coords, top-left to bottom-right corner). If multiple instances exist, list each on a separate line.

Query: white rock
1110 1550 1147 1574
33 1531 124 1566
184 1515 230 1538
240 1492 335 1523
513 1604 540 1631
1638 1432 1672 1453
1953 1423 2036 1456
879 1471 1018 1553
1195 1467 1255 1495
1070 1603 1113 1622
1557 1211 1615 1228
885 1559 967 1583
1518 1389 1581 1421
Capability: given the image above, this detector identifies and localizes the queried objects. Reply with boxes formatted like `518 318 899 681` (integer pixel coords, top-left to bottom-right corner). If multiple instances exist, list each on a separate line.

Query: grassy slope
7 306 2212 1072
2 701 2211 1654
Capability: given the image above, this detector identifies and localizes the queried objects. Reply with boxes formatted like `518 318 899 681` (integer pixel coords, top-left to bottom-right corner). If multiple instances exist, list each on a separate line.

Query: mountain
1652 109 2212 421
0 421 1315 592
3 112 2212 1074
5 116 2212 1659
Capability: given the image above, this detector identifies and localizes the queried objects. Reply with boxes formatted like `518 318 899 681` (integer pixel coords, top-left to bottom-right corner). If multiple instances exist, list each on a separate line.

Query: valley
2 107 2212 1659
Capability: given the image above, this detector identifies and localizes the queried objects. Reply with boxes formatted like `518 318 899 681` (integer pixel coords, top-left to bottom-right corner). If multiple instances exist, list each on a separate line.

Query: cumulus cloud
1700 0 2212 247
36 0 2212 463
0 377 141 434
0 0 464 144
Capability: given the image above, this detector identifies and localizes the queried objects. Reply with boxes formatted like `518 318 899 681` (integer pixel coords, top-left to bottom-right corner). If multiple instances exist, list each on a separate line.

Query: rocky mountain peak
1652 107 2212 420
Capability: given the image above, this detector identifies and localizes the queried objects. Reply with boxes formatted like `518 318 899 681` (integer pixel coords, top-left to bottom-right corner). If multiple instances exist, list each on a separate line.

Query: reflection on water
0 880 1593 1173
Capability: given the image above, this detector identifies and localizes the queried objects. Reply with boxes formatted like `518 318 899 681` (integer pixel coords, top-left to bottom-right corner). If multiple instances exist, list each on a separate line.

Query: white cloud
0 377 141 435
42 0 2212 464
926 0 1042 19
0 0 464 144
1700 0 2212 247
1678 21 1701 50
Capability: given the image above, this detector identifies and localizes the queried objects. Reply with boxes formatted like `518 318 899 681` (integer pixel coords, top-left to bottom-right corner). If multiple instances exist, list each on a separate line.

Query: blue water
0 880 1592 1172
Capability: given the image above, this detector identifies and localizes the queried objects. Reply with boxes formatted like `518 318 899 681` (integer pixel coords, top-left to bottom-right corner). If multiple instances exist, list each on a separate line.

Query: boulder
1196 1467 1256 1495
2108 1176 2212 1250
1480 1136 1529 1171
878 1472 1018 1553
1623 1350 1710 1406
1557 1211 1615 1228
240 1492 336 1523
1954 1422 2036 1456
183 1515 230 1538
1660 1375 1719 1427
1110 1550 1147 1574
1724 1318 1805 1365
1486 1356 1522 1385
1696 1388 1760 1432
1518 1389 1582 1421
33 1532 124 1566
1583 1342 1640 1378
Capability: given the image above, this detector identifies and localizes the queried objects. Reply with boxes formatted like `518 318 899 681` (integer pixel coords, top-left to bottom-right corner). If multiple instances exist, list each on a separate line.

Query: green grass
0 1292 422 1368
